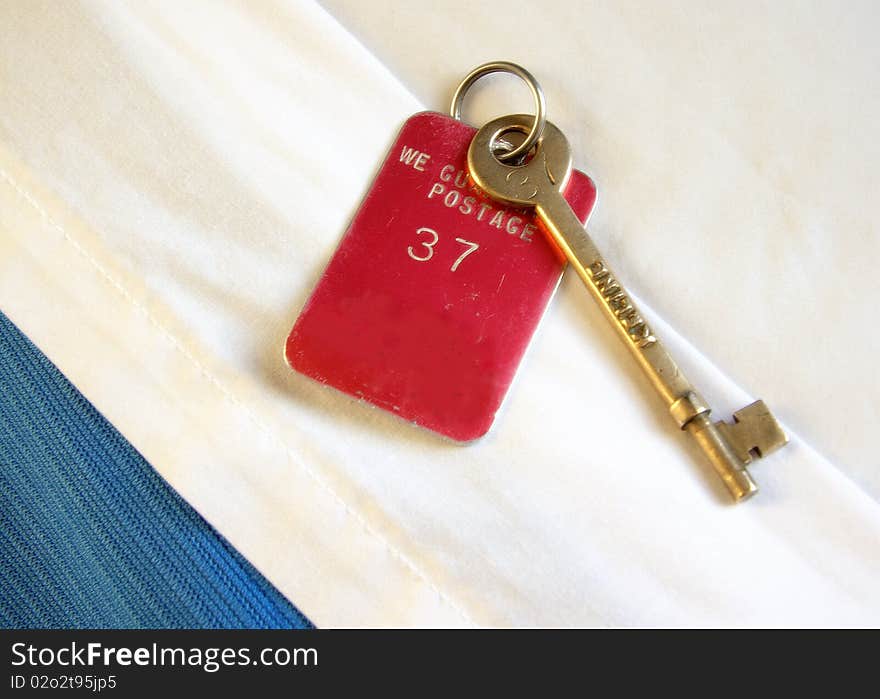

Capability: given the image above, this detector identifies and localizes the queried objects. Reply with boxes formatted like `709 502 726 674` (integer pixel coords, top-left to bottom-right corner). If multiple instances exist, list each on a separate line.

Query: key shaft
537 194 761 500
468 115 787 501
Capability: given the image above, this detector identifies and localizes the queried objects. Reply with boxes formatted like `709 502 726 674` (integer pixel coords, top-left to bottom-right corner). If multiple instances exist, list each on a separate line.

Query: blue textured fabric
0 311 313 629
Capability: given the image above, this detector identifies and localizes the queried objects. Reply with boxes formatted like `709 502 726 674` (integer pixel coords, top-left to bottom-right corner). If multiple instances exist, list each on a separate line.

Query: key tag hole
491 125 539 166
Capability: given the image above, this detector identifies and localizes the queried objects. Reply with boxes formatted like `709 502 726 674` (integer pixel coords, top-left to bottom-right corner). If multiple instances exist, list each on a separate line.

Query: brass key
468 114 788 501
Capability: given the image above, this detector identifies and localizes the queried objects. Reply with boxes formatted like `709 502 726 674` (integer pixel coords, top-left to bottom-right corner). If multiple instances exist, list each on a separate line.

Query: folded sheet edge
0 141 476 628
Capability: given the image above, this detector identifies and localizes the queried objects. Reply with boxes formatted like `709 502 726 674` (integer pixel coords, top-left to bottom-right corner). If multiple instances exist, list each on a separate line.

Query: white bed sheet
322 0 880 496
1 0 878 626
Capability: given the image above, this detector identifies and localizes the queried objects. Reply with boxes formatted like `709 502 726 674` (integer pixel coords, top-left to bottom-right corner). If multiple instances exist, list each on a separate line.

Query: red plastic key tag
286 111 596 440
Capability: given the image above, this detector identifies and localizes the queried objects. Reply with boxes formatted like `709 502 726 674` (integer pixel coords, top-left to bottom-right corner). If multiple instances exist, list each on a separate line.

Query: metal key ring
450 61 546 164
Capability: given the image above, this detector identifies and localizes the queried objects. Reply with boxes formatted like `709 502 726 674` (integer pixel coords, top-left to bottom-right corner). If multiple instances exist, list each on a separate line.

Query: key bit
467 114 788 502
716 400 788 464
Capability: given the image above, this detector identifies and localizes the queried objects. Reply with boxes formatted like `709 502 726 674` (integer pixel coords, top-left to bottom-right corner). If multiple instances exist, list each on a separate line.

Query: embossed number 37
407 226 479 272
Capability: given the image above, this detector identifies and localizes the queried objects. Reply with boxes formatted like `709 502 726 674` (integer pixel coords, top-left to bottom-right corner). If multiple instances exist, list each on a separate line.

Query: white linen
1 0 878 626
322 0 880 495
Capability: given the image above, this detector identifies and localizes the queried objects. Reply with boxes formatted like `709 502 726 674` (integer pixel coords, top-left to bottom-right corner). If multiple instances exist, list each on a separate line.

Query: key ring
450 61 546 164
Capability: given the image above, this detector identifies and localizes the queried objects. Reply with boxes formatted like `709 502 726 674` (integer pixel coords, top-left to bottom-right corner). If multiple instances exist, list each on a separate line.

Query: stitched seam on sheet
0 165 477 627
